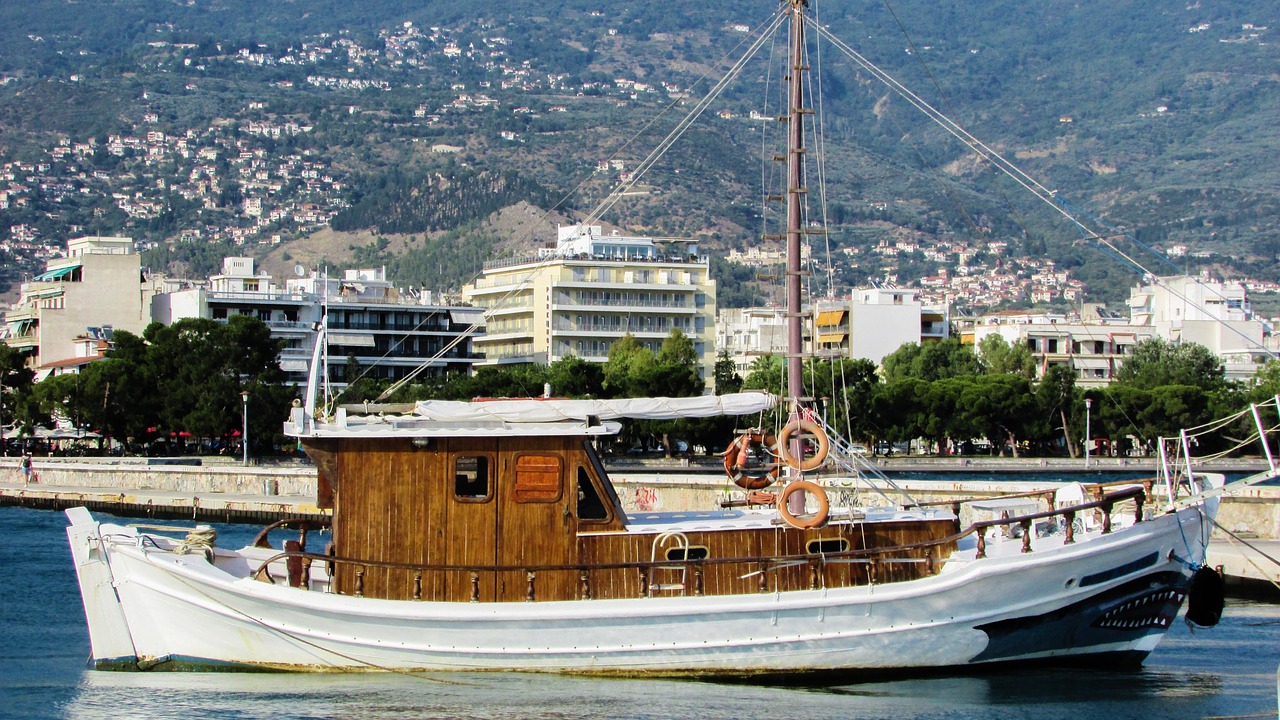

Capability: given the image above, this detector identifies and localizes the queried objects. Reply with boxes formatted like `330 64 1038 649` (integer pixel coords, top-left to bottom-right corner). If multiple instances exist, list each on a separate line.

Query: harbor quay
2 454 1276 589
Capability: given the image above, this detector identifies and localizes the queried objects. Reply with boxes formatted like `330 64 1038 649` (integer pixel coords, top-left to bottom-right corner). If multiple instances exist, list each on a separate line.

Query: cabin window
454 456 491 501
807 538 849 554
577 467 609 521
513 454 562 503
665 546 709 561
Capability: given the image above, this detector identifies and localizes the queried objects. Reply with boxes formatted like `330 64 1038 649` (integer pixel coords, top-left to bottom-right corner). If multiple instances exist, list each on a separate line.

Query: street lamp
1084 397 1093 469
241 391 250 466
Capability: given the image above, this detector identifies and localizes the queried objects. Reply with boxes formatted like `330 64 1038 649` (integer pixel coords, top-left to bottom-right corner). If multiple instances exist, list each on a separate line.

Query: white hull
65 503 1213 675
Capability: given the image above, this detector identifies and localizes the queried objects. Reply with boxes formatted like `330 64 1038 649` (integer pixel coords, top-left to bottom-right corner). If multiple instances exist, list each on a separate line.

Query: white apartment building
813 288 949 365
153 258 482 385
462 225 717 386
963 306 1154 388
2 236 157 374
1129 275 1270 381
716 306 788 375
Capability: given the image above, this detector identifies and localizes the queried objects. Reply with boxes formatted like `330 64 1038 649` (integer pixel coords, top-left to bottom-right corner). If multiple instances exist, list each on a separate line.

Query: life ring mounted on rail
776 480 829 529
722 429 780 490
777 419 830 472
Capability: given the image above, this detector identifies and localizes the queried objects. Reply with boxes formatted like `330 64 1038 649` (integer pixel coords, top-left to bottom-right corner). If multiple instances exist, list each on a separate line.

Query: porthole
807 538 849 554
665 546 709 561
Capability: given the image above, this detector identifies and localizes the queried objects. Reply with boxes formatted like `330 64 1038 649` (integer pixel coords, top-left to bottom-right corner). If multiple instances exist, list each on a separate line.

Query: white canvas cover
412 392 777 423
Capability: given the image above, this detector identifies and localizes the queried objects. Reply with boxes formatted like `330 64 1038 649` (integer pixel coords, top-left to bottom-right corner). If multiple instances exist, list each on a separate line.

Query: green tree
977 334 1036 378
77 330 159 448
602 335 656 398
545 356 604 398
961 374 1037 456
1114 338 1225 391
0 343 37 440
882 339 982 382
141 315 290 453
712 350 742 396
1035 364 1080 457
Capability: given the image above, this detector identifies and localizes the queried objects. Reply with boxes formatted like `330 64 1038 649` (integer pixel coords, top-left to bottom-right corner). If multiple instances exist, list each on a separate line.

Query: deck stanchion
470 571 480 603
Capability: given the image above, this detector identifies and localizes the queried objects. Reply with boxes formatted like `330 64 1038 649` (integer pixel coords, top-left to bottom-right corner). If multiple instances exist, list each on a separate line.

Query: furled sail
412 392 777 423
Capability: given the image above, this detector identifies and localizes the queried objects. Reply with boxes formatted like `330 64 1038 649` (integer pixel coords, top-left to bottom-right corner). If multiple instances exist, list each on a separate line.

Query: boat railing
245 486 1147 600
966 484 1146 558
910 478 1157 532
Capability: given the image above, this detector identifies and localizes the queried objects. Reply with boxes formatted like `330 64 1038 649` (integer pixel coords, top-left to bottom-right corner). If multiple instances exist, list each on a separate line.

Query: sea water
1 503 1276 720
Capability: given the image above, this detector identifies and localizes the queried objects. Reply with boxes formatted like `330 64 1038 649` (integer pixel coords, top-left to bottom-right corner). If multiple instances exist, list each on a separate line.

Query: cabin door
442 438 499 602
496 438 577 602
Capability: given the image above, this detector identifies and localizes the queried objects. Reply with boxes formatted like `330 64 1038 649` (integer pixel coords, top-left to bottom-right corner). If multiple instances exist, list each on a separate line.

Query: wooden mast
785 0 807 408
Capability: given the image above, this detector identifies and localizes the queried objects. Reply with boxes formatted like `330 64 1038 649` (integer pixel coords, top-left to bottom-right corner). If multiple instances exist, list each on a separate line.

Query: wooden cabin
302 433 957 603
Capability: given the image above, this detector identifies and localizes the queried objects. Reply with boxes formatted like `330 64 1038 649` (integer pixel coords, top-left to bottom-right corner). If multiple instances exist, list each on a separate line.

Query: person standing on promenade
19 452 32 485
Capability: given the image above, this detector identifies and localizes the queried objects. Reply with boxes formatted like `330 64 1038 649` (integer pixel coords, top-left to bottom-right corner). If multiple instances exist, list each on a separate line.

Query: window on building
243 280 259 292
454 456 491 501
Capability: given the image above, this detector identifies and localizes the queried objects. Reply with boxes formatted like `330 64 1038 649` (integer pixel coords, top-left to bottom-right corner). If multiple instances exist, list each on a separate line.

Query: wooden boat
64 0 1247 676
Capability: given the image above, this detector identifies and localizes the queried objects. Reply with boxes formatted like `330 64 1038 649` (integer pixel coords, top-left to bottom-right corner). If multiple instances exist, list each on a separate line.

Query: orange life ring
722 430 780 490
776 480 829 529
777 419 830 472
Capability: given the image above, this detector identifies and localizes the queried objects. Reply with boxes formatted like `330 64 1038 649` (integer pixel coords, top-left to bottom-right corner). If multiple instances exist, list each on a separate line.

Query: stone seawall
3 458 1276 539
5 457 316 497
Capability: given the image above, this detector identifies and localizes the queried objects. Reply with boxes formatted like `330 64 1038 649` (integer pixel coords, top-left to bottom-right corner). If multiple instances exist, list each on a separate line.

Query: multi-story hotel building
462 225 718 386
153 258 483 386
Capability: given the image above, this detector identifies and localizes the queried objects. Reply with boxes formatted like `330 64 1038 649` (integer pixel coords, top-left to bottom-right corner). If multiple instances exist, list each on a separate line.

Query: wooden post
580 569 591 600
526 571 536 602
413 572 422 600
1021 520 1033 554
1064 511 1076 544
976 527 987 559
470 571 480 603
354 568 364 598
